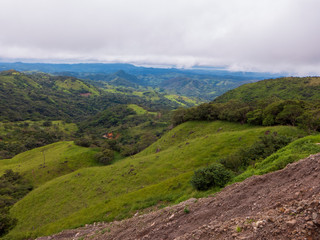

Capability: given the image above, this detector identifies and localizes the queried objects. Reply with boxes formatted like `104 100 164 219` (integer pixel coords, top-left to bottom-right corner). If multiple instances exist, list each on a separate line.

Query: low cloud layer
1 0 320 75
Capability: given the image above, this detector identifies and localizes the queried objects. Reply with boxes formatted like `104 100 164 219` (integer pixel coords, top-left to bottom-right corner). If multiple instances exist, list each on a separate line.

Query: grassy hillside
0 120 78 160
3 121 306 239
127 104 157 115
0 70 101 121
55 78 99 95
0 70 192 122
173 77 320 133
0 141 99 187
214 76 320 103
234 134 320 182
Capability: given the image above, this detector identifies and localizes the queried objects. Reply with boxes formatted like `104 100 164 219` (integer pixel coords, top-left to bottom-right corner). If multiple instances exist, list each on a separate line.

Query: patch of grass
234 134 320 182
55 78 99 95
164 95 201 107
0 141 99 186
4 121 306 239
184 206 190 214
127 104 157 115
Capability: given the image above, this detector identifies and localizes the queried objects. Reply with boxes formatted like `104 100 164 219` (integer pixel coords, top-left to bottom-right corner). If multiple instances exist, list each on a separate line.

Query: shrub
191 163 233 191
74 137 92 147
42 121 52 127
220 133 292 172
95 149 114 165
0 170 32 237
0 210 17 237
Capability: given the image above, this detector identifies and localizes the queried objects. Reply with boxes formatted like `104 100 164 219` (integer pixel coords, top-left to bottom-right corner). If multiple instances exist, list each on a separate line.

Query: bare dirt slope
37 153 320 240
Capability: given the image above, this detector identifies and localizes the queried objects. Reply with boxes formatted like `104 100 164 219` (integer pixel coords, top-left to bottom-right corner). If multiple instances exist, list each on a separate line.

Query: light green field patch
55 79 99 95
0 141 99 187
127 104 157 115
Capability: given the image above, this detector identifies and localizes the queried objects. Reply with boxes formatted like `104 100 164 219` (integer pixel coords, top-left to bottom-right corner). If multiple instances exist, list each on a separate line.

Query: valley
0 68 320 240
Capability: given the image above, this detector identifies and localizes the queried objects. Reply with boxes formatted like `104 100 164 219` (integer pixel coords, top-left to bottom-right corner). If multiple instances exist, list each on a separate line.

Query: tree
275 103 304 126
95 149 114 165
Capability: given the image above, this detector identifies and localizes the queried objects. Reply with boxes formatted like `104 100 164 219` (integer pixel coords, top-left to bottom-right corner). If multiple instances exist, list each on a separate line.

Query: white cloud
0 0 320 75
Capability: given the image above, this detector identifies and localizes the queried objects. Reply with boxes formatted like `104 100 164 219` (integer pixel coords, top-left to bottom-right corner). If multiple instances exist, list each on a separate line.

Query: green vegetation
173 99 320 133
184 206 190 214
0 120 77 159
0 141 99 186
219 133 292 172
1 121 306 239
2 70 320 240
0 70 196 159
55 78 99 95
234 134 320 182
172 77 320 133
190 163 232 190
127 104 157 115
0 170 32 237
215 76 320 103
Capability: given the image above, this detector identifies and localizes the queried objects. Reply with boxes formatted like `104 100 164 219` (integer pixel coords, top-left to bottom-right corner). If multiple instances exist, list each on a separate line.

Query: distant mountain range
0 62 284 100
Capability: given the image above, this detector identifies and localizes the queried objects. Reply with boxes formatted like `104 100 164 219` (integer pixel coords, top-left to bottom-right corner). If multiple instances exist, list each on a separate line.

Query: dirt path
37 153 320 240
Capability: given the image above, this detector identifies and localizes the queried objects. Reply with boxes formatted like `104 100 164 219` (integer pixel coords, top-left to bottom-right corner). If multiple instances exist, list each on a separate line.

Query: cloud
0 0 320 75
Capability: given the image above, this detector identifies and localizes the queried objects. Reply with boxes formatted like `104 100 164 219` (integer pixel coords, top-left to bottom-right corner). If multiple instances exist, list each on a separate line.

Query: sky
0 0 320 75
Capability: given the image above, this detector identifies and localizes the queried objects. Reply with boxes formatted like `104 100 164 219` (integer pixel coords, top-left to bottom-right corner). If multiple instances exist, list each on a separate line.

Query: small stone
286 220 297 227
307 221 314 226
312 212 318 220
297 207 303 212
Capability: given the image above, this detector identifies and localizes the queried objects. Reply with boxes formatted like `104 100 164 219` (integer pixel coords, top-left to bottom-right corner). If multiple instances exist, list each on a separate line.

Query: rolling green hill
214 76 320 103
0 70 101 121
0 141 99 187
0 62 282 101
1 121 308 239
0 69 201 159
172 76 320 132
0 70 195 122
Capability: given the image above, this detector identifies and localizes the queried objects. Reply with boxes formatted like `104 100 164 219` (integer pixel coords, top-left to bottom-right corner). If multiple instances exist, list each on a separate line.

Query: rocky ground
37 153 320 240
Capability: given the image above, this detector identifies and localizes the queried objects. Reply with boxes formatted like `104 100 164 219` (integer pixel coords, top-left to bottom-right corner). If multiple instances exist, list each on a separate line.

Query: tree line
172 98 320 132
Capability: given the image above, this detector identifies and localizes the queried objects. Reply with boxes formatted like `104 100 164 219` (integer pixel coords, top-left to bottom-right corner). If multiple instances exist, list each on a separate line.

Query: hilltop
37 152 320 240
172 76 320 132
214 76 320 103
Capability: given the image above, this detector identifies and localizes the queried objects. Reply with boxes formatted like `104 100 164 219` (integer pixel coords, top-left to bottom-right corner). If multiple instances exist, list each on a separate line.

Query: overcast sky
0 0 320 75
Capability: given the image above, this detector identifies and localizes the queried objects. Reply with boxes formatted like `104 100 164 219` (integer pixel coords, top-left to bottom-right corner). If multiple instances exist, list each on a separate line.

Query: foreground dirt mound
38 153 320 240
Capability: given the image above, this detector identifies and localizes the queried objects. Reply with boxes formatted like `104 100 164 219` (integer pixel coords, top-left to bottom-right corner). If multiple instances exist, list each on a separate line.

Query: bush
191 163 233 191
0 170 32 237
42 121 52 127
0 210 17 237
95 149 114 165
220 133 292 172
74 137 92 147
